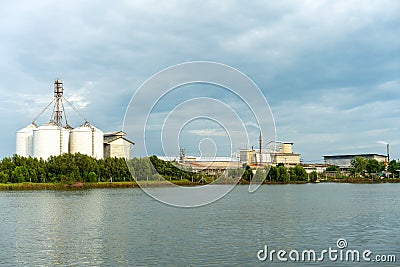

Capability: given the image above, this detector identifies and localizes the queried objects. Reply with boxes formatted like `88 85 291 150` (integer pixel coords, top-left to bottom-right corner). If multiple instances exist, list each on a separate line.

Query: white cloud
67 93 90 109
188 129 227 137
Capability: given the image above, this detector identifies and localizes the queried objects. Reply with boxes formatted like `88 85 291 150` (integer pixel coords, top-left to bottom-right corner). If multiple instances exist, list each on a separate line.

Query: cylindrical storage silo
33 123 70 159
16 123 37 157
69 123 104 159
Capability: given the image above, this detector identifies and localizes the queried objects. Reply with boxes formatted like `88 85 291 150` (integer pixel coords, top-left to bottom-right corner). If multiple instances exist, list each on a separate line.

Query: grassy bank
1 178 399 191
323 178 400 183
0 180 202 190
0 182 137 190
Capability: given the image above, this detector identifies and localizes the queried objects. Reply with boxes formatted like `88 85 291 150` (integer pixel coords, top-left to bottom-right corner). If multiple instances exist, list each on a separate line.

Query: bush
277 166 289 182
326 165 340 172
309 171 318 182
0 171 9 183
11 166 28 183
87 172 98 183
289 165 307 181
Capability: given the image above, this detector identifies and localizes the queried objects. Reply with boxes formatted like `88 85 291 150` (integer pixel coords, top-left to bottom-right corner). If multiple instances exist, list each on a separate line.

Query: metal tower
32 78 87 128
179 148 186 162
53 79 64 126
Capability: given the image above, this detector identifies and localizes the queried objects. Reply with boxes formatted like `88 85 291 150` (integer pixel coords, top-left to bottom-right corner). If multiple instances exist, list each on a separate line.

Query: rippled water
0 184 399 266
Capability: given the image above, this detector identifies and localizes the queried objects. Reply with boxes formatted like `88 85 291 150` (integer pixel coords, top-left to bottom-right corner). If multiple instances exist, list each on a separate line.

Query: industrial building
239 142 301 166
323 154 388 168
16 79 134 160
159 139 301 174
158 156 242 175
104 131 135 159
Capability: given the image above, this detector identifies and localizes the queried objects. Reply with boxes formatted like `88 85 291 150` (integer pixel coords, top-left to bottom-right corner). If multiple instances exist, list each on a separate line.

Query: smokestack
387 144 390 163
259 131 262 164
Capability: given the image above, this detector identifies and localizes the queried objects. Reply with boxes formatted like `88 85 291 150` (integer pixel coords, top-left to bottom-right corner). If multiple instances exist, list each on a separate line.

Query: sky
0 0 399 162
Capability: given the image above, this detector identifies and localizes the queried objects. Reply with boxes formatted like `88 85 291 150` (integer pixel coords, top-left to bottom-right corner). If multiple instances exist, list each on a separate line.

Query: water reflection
12 190 107 266
0 184 399 266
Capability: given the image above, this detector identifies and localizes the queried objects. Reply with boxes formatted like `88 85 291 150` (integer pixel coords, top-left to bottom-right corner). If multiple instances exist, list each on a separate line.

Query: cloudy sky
1 0 399 162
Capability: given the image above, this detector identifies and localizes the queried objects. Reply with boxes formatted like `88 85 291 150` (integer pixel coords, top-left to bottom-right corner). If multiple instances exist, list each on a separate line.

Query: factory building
15 79 134 160
103 131 135 160
159 156 242 175
239 142 301 166
323 154 388 168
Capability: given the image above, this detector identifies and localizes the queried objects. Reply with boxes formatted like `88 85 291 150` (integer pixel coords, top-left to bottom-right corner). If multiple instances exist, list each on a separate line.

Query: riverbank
1 178 400 190
0 180 203 190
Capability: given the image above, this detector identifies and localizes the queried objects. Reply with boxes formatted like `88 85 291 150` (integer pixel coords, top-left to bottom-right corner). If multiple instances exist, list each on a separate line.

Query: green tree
289 165 307 181
0 171 9 183
388 160 400 177
11 166 28 183
350 156 367 177
0 157 15 178
241 165 253 182
266 165 278 182
309 171 318 182
277 165 289 182
253 168 266 183
227 168 245 180
87 171 98 183
326 165 340 172
365 159 382 176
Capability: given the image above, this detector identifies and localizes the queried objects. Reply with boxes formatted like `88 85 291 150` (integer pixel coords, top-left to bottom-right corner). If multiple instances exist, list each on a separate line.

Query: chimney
387 144 390 162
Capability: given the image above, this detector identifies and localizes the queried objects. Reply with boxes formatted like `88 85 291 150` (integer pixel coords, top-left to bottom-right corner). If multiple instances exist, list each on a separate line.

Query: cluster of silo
15 79 104 160
16 122 104 160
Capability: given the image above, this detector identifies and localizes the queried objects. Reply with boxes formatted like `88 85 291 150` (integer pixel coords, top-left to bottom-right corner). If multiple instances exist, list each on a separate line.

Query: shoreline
1 178 400 191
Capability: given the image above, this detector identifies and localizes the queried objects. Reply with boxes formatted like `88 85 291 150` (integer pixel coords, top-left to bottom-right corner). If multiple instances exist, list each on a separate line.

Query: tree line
0 154 316 184
0 153 132 184
230 163 318 183
0 154 210 184
3 154 396 185
349 157 399 178
130 155 214 182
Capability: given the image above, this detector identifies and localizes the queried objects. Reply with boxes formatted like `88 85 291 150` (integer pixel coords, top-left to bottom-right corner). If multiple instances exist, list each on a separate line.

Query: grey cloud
0 0 399 160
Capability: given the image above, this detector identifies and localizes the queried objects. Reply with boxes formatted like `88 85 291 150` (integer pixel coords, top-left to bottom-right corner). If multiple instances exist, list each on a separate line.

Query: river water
0 183 399 266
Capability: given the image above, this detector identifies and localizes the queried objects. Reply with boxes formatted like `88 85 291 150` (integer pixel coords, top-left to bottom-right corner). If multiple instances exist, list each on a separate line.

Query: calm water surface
0 183 399 266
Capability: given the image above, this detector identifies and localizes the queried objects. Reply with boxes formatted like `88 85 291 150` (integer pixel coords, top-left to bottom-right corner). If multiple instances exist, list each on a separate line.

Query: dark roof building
323 154 388 168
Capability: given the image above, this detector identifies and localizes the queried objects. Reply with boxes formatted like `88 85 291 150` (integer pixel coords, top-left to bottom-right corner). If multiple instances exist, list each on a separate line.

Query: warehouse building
103 131 135 160
323 154 388 168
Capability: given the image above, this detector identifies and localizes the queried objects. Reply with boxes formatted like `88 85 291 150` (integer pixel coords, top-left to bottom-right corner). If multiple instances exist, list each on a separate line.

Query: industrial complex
15 79 134 160
160 135 302 175
15 79 395 177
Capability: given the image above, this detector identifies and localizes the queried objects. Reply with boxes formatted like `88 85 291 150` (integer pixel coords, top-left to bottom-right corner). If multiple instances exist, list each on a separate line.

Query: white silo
33 123 70 159
16 123 37 157
70 122 104 159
